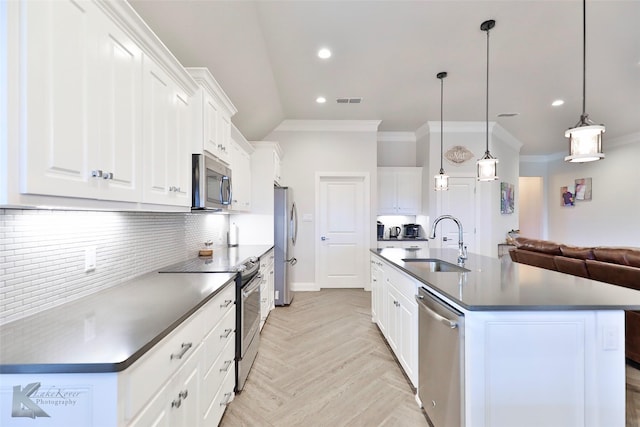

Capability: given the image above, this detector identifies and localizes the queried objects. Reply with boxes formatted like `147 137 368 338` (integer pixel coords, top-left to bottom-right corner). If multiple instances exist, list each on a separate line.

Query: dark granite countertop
0 245 274 374
0 272 236 374
373 247 640 311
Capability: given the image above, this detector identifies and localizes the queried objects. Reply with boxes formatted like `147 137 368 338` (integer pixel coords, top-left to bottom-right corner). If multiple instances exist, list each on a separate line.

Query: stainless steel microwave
192 154 232 210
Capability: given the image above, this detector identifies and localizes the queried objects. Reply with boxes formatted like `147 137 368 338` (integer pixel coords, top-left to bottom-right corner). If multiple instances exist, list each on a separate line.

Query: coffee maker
377 221 384 239
402 223 420 238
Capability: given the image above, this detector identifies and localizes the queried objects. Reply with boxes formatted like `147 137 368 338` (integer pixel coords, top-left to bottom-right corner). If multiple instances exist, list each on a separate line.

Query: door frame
314 172 371 289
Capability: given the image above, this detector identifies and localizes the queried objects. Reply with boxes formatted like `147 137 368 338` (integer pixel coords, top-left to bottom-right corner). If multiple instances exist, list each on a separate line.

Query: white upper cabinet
3 0 197 210
377 167 422 215
229 125 253 212
187 68 237 165
20 0 142 202
141 57 192 207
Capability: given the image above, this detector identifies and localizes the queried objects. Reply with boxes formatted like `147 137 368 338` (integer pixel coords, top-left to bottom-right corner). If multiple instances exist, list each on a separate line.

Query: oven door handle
242 275 262 297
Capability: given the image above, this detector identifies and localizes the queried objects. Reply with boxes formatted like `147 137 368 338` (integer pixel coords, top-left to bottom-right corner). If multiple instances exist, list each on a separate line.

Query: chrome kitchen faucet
429 215 468 265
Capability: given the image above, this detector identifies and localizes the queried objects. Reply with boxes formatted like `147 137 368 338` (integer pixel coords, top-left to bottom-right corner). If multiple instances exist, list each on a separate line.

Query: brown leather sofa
509 237 640 365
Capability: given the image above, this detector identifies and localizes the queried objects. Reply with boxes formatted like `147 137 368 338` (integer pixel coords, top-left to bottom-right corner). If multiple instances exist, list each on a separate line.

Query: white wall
0 209 229 325
544 133 640 247
266 121 379 288
518 176 544 239
377 132 417 166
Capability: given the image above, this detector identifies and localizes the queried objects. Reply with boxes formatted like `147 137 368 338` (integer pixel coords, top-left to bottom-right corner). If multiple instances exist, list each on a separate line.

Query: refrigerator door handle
286 257 297 266
290 202 298 246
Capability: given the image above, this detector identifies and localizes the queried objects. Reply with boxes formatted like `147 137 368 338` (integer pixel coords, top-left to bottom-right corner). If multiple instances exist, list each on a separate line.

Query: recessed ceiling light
552 99 565 107
317 48 331 59
316 96 326 104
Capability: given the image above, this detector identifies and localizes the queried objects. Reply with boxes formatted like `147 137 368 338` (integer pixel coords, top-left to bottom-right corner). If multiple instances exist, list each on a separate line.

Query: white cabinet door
21 1 143 202
203 92 220 158
21 0 99 199
377 167 422 215
170 347 201 427
377 169 397 214
229 139 252 211
396 289 418 386
95 13 142 202
395 168 422 214
217 113 232 164
370 257 385 328
142 57 191 207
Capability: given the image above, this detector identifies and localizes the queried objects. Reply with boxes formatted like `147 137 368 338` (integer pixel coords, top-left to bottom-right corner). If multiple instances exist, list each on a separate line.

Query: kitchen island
372 247 640 427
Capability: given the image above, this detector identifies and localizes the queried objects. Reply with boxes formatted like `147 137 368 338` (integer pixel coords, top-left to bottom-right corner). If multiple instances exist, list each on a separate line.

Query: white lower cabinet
125 281 236 427
260 249 275 330
370 253 418 388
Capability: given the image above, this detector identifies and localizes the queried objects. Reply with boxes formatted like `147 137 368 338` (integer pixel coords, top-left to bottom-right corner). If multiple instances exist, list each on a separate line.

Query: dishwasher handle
416 294 459 329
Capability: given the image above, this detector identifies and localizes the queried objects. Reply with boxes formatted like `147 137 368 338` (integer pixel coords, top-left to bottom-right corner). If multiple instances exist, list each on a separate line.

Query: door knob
443 237 449 241
321 236 329 241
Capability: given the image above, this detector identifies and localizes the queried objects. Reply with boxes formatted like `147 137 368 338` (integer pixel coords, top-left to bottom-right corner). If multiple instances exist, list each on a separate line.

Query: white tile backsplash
0 209 229 325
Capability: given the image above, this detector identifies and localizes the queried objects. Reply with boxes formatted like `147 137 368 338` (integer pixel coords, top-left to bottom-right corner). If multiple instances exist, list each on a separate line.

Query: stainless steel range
160 255 261 392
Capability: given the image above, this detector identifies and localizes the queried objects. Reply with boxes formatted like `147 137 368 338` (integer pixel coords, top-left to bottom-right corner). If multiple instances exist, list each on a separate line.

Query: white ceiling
129 0 640 156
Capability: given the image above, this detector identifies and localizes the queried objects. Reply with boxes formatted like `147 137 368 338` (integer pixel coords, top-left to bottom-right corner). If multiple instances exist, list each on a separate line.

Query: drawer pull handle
220 359 233 372
179 390 188 400
220 328 233 339
220 299 233 308
170 342 193 360
220 392 233 407
171 398 181 409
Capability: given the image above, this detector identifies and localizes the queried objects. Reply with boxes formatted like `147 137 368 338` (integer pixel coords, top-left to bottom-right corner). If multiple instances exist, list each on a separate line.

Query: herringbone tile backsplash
0 209 228 325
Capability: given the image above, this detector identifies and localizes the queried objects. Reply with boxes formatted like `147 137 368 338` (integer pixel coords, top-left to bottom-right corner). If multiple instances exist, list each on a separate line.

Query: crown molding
274 120 381 133
377 131 416 143
186 67 237 116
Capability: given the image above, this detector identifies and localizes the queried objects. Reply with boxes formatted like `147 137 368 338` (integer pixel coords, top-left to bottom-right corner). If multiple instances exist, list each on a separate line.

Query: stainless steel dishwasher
416 286 464 427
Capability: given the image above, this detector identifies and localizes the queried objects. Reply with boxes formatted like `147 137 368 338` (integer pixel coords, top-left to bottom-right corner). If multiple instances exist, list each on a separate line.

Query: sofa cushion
559 245 595 260
554 256 589 278
585 259 640 290
514 237 562 255
508 249 517 262
626 249 640 268
593 247 630 265
515 249 558 271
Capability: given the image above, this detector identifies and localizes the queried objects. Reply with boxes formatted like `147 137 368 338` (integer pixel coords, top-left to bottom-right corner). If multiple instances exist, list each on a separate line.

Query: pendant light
477 19 499 181
564 0 605 162
434 72 449 191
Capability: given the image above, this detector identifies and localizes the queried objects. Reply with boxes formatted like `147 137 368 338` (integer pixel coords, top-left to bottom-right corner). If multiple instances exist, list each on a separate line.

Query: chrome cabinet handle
220 328 233 339
171 390 188 409
220 299 233 308
91 170 103 178
170 342 193 360
220 392 233 407
102 172 113 180
220 359 233 372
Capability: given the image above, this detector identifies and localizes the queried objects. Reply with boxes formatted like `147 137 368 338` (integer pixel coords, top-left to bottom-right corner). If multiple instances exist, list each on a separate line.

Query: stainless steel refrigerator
274 186 297 306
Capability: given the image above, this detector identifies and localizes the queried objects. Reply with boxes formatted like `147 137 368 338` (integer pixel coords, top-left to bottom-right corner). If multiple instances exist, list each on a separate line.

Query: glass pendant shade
477 154 498 181
565 124 605 163
434 171 449 191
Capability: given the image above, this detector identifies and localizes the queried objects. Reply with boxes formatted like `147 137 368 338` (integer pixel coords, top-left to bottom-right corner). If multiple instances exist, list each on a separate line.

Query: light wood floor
221 289 640 426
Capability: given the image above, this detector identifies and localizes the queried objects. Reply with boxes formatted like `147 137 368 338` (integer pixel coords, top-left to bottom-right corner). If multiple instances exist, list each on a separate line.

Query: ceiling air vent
336 97 363 104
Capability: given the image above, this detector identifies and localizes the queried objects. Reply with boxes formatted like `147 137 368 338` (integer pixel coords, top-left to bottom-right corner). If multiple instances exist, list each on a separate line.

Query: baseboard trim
291 282 320 292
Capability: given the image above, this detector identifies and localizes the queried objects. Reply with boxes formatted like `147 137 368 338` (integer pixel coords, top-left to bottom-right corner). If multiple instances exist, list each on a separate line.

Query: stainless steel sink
401 258 470 273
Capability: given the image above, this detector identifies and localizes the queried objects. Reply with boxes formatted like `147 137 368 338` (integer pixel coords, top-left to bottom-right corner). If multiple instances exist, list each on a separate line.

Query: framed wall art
500 182 514 214
574 177 592 201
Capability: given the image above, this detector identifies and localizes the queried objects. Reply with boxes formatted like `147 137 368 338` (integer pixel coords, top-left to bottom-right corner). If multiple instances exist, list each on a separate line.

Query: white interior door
437 177 476 253
316 174 369 288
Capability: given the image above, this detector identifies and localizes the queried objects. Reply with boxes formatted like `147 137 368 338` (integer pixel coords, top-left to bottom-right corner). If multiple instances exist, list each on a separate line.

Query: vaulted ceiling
130 0 640 156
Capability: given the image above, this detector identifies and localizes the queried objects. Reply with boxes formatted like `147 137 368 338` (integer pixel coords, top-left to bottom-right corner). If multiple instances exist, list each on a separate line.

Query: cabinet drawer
385 263 418 300
125 311 204 419
201 333 235 413
200 282 236 333
202 366 235 426
201 306 236 375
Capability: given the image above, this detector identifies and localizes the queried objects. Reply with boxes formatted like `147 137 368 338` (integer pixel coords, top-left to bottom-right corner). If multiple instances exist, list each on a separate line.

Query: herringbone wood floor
221 289 640 427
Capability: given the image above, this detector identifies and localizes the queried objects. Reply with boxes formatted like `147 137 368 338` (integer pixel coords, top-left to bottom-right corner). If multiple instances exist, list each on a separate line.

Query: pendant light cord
581 0 586 120
485 27 490 156
440 76 444 173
